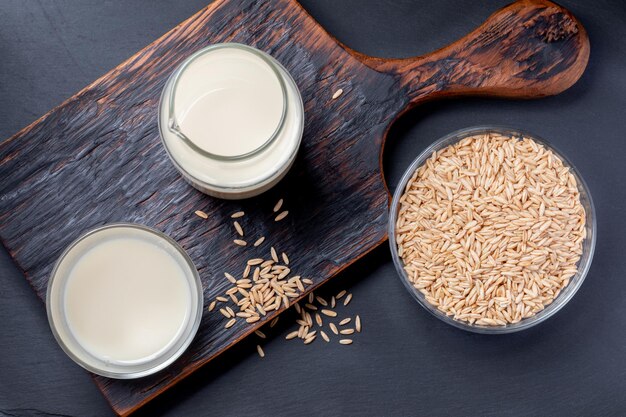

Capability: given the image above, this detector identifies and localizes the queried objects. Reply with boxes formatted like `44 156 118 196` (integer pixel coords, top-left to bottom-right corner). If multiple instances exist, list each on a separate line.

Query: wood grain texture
0 0 588 415
358 0 589 106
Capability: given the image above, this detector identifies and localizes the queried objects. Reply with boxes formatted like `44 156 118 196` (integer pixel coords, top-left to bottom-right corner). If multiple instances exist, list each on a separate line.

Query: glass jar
158 43 304 199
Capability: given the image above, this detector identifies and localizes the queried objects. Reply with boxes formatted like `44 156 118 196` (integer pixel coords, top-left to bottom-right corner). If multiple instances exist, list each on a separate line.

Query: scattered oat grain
343 293 352 306
316 296 328 307
275 211 289 221
273 199 284 213
233 221 244 236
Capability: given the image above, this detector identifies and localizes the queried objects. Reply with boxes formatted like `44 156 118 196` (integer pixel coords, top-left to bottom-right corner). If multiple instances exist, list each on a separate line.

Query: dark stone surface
0 1 624 416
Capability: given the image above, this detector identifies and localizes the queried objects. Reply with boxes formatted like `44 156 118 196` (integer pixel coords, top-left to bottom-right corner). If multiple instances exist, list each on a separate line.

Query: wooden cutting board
0 0 588 415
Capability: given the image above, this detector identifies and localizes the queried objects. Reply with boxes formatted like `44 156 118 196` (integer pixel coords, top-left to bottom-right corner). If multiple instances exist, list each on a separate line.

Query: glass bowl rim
388 125 597 334
46 223 204 378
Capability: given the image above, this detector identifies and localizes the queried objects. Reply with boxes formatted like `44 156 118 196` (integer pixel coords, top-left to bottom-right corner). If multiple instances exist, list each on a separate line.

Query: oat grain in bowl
392 129 593 331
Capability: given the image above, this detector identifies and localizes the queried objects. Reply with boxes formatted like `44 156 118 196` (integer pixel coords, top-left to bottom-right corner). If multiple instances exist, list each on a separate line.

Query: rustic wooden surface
0 0 588 415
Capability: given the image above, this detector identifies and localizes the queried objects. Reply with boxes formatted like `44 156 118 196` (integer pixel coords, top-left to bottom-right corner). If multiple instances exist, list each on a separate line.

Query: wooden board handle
361 0 589 106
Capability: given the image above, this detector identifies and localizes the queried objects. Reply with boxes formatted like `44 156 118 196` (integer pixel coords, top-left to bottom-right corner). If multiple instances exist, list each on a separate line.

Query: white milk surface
160 44 304 198
63 235 191 363
174 46 284 157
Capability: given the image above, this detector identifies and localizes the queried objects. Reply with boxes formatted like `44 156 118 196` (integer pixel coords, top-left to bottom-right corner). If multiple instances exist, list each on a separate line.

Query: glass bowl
388 126 596 334
46 223 204 378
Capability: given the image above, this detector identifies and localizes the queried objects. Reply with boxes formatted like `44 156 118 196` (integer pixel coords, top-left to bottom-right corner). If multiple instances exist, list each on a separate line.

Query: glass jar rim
158 43 305 195
166 43 288 161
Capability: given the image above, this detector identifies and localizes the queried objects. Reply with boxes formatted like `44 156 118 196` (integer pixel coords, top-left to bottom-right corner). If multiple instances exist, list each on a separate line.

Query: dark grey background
1 1 625 416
